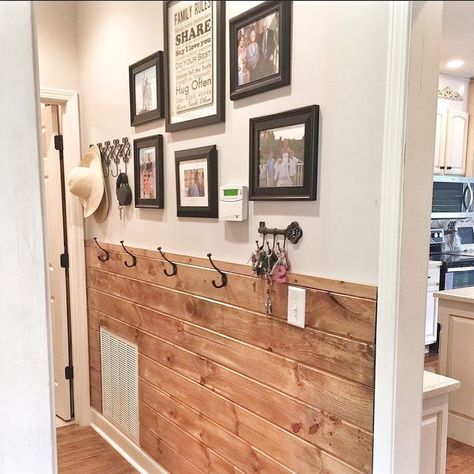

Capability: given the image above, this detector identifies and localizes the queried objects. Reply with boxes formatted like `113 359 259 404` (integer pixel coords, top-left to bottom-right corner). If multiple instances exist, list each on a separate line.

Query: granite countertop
435 286 474 304
423 370 461 399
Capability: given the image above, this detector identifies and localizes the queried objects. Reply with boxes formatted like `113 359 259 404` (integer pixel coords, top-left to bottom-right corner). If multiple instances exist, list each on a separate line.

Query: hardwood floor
57 425 137 473
447 438 474 474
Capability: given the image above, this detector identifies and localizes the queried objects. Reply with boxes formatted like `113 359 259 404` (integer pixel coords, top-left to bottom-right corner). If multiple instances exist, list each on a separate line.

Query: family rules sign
165 1 225 131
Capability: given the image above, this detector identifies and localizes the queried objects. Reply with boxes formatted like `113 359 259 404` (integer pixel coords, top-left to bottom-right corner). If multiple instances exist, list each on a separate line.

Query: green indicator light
224 189 239 196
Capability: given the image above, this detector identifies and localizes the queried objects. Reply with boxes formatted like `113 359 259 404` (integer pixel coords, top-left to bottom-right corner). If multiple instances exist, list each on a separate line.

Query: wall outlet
287 286 306 328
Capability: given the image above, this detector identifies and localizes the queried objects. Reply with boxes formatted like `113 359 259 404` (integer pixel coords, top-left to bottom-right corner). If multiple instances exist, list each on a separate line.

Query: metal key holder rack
89 137 131 177
257 221 303 245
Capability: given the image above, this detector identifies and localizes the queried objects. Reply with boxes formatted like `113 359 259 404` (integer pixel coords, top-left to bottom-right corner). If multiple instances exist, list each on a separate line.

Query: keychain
265 274 273 315
272 238 291 283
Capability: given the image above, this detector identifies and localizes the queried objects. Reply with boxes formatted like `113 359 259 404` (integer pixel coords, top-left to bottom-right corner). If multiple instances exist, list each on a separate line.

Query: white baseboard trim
90 408 167 474
448 411 474 447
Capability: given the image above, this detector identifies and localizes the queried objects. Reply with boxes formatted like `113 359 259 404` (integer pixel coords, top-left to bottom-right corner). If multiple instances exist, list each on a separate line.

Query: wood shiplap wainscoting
85 240 377 474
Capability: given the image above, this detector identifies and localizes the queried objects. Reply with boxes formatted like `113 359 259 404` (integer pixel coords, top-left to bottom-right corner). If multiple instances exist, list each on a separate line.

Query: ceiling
440 1 474 78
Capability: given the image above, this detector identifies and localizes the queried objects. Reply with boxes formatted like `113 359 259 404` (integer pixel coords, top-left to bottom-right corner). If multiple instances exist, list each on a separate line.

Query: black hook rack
94 237 110 262
120 240 137 268
257 221 303 245
207 253 227 288
157 247 177 277
91 137 131 177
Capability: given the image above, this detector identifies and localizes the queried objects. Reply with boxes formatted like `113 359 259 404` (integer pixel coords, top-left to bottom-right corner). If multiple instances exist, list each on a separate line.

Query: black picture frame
229 1 292 101
133 135 164 209
249 105 319 201
129 51 164 126
175 145 218 218
163 1 225 132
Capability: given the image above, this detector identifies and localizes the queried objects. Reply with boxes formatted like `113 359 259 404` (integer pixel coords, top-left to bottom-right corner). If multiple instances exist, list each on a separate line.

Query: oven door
444 266 474 290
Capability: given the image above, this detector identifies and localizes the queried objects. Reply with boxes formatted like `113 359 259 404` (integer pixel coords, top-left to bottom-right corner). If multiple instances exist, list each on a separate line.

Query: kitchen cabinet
434 108 469 176
426 262 441 346
420 371 461 474
436 287 474 446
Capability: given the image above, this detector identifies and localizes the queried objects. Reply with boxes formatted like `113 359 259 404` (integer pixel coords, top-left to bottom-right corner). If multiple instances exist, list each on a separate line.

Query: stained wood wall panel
85 241 376 473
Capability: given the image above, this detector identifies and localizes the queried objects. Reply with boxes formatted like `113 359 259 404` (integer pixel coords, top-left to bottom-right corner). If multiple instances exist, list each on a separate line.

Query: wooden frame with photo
163 1 225 132
133 135 164 209
249 105 319 201
229 1 292 101
129 51 164 126
175 145 218 218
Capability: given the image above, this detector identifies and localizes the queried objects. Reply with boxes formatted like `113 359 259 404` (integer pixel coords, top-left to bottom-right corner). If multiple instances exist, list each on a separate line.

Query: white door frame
374 2 443 472
40 88 91 427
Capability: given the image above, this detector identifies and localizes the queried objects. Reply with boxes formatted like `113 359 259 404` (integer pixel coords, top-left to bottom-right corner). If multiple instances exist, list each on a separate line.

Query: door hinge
60 252 69 269
65 365 74 380
54 134 64 152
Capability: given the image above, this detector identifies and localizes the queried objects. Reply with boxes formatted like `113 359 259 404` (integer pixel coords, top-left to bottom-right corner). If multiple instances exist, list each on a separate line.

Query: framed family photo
133 135 164 208
229 1 292 101
249 105 319 201
175 145 218 218
129 52 164 126
163 1 225 132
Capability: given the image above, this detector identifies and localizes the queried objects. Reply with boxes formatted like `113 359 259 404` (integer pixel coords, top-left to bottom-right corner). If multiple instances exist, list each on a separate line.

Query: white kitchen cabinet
426 262 441 345
434 108 469 175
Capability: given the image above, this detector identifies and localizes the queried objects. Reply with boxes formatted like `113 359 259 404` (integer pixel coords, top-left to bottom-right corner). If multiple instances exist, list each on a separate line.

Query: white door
41 104 72 421
433 107 447 174
445 110 469 175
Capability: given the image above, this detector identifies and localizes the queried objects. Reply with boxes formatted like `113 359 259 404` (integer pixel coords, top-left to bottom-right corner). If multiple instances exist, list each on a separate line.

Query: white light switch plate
287 286 306 328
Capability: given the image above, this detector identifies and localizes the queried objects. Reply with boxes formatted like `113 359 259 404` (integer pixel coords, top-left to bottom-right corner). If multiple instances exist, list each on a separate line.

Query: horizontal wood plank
140 426 201 474
140 402 237 473
140 379 290 473
86 245 376 342
93 311 371 472
87 268 375 387
85 240 377 300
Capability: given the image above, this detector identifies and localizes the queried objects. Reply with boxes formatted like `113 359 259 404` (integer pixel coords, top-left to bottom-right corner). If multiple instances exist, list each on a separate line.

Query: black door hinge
54 134 64 152
60 252 69 269
65 365 74 380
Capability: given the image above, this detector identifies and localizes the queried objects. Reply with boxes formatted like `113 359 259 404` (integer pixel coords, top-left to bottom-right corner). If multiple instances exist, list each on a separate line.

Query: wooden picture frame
129 52 164 126
249 105 319 201
133 135 164 209
175 145 218 218
163 1 225 132
229 1 292 101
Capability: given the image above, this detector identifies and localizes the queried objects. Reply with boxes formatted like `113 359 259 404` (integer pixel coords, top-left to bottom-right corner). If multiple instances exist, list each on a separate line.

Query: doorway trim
40 88 91 427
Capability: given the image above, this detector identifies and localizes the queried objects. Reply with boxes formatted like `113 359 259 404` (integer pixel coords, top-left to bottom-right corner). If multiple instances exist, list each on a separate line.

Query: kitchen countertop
423 370 461 399
435 286 474 304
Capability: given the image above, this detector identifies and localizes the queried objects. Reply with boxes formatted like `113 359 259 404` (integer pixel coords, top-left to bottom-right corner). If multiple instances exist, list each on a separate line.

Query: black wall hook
94 237 110 262
207 253 227 288
157 247 177 277
120 240 137 267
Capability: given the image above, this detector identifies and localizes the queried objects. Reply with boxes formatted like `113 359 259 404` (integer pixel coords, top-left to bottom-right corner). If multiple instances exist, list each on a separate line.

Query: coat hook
157 247 177 277
94 237 110 262
120 240 137 267
110 139 121 177
207 253 227 288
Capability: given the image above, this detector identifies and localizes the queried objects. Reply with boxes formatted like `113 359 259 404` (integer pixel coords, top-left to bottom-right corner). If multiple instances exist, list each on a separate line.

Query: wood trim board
86 242 376 473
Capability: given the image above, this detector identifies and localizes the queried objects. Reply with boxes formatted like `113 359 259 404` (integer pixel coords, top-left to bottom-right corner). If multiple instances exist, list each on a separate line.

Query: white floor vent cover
100 327 139 442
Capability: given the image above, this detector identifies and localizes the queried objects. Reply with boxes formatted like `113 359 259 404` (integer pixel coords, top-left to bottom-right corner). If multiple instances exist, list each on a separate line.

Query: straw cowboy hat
68 145 109 221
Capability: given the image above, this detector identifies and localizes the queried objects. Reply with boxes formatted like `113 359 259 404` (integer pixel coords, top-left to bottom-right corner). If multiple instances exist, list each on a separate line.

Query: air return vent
100 327 139 442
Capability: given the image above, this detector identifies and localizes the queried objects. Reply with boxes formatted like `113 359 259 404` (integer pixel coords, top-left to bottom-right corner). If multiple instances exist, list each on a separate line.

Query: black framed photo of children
229 1 292 101
175 145 218 218
133 135 164 209
249 105 319 201
129 52 164 126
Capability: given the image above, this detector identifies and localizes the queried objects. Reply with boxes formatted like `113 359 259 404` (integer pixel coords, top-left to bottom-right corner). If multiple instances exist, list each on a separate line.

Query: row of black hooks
89 137 131 177
93 238 227 288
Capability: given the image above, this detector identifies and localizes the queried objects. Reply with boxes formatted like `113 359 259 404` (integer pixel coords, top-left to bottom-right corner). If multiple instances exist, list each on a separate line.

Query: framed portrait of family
249 105 319 201
129 52 164 126
175 145 218 218
133 135 164 208
163 1 225 132
229 1 292 101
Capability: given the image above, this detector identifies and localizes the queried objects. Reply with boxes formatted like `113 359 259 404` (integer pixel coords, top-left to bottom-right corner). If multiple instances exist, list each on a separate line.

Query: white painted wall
34 1 79 91
0 2 56 473
438 73 469 113
74 0 389 285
